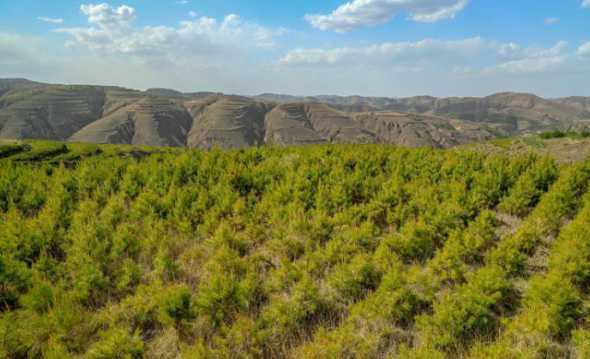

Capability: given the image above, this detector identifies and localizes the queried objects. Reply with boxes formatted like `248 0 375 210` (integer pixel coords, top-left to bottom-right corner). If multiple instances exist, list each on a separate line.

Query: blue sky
1 0 589 97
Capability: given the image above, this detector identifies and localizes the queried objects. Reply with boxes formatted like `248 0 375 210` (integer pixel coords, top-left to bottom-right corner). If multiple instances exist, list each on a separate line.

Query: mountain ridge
1 78 589 149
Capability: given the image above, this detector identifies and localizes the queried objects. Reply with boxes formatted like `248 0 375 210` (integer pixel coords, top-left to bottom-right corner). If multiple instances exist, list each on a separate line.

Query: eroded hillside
1 79 589 149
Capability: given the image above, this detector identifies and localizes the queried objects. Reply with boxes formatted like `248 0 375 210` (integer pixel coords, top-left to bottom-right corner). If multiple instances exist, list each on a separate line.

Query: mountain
1 79 589 149
257 92 590 131
71 96 192 147
554 96 590 113
0 85 106 140
186 95 269 149
0 78 43 99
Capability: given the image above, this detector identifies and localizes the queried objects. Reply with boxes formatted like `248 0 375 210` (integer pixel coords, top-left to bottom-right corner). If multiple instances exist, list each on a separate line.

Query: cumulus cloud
81 3 136 29
305 0 469 32
56 4 284 62
38 17 64 24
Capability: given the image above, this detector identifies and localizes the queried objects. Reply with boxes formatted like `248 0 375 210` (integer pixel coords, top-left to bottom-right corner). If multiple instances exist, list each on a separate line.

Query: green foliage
418 266 513 350
499 156 558 217
539 130 590 140
86 327 144 359
0 143 28 158
0 255 31 310
10 142 68 162
1 141 590 357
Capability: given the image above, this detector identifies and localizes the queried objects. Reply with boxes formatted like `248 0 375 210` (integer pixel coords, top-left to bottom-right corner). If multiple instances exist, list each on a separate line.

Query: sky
1 0 589 97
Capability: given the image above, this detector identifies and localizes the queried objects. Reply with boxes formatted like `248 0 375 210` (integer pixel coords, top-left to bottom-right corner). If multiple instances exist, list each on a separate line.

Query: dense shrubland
0 141 589 358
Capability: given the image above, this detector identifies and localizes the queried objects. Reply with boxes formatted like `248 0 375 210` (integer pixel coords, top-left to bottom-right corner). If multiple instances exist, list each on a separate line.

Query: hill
257 92 590 132
1 79 589 149
1 139 590 357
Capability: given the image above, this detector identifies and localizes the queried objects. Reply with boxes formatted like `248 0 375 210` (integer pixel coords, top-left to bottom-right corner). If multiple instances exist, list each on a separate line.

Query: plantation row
1 141 590 358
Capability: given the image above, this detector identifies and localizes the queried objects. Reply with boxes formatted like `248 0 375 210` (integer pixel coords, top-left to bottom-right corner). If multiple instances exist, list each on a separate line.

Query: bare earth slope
0 78 43 100
186 96 269 149
71 96 192 147
264 103 327 145
1 79 589 149
0 85 106 140
257 92 590 132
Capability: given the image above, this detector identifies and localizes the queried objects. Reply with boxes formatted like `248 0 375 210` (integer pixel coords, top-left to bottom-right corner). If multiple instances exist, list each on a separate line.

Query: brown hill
354 112 496 148
264 103 327 145
554 97 590 113
428 92 585 132
0 85 106 140
186 96 269 149
1 79 589 149
0 78 43 100
257 92 590 132
71 96 192 147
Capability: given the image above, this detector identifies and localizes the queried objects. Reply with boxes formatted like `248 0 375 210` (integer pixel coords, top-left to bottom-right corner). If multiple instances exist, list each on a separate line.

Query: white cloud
280 38 575 77
38 17 64 24
81 3 136 29
5 3 590 98
189 11 198 18
491 41 568 74
579 42 590 57
57 4 284 61
305 0 469 32
583 0 590 8
544 17 559 25
280 37 485 66
493 56 564 74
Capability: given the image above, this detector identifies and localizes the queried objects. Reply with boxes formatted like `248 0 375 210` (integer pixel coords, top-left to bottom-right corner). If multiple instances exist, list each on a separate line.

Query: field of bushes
1 140 590 358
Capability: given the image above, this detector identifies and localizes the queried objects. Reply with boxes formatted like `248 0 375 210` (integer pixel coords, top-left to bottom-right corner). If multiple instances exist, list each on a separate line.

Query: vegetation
1 140 590 358
539 130 590 140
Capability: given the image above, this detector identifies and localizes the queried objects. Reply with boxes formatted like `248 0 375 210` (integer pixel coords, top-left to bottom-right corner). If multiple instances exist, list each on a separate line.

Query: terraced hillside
0 86 106 140
2 79 590 149
71 96 192 147
2 139 590 358
186 96 269 149
257 93 590 133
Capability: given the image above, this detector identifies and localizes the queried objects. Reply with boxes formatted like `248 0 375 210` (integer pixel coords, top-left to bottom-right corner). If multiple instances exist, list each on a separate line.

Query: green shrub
327 253 380 303
86 327 144 359
1 141 588 357
417 266 512 350
0 255 31 310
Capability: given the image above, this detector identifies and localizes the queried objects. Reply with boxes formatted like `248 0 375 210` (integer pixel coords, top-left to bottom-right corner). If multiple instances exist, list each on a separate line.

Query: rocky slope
1 79 589 149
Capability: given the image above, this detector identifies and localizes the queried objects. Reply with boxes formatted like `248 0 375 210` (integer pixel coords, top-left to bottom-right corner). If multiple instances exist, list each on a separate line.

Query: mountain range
1 78 589 149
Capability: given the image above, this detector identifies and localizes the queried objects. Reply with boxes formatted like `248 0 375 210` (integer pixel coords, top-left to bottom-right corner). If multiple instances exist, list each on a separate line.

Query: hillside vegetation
2 140 590 358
